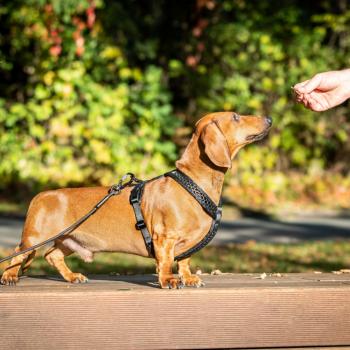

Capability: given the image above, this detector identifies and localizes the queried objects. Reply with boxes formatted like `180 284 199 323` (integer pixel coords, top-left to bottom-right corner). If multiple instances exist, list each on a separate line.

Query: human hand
293 69 350 111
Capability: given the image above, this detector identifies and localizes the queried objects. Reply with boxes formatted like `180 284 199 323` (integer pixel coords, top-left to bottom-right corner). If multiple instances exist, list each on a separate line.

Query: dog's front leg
154 237 183 289
178 257 205 287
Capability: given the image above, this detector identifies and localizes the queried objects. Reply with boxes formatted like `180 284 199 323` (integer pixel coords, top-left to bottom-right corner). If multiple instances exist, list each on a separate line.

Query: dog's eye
232 113 240 122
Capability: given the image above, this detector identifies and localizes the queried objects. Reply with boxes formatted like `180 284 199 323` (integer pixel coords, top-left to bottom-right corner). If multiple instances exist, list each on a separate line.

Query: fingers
293 89 321 111
293 89 311 108
295 74 322 94
308 100 326 112
295 91 330 112
293 79 310 92
293 70 350 111
306 92 325 111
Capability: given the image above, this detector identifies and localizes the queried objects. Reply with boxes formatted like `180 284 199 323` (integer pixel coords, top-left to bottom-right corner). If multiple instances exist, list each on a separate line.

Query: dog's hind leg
1 245 33 285
178 257 204 287
44 243 88 283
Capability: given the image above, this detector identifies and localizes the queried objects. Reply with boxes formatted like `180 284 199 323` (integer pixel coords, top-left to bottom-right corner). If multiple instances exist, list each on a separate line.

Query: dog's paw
68 273 89 284
160 277 184 289
181 275 205 288
1 272 19 286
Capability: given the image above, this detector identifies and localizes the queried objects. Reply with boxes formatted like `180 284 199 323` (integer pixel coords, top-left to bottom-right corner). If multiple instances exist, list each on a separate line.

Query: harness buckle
135 220 146 230
130 195 140 204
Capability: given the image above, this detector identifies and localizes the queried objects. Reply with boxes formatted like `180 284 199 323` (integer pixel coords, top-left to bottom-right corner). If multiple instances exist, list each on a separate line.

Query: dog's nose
265 116 273 126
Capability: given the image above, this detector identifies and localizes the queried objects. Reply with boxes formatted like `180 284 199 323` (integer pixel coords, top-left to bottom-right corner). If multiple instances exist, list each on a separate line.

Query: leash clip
109 173 142 195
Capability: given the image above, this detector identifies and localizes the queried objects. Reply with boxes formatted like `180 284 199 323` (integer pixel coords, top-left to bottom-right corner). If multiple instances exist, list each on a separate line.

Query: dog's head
195 112 272 168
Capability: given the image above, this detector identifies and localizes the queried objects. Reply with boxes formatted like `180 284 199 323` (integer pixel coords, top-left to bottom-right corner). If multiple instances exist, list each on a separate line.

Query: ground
1 206 350 275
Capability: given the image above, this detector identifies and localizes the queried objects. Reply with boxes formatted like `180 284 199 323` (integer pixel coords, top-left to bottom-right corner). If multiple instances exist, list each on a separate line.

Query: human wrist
339 68 350 82
340 78 350 101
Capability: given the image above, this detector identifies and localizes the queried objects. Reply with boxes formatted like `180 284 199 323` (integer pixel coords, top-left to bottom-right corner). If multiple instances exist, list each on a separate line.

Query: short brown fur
1 112 270 288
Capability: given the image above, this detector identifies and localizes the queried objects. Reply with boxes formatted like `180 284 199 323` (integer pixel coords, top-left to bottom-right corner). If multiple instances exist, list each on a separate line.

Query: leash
0 169 222 265
0 173 142 265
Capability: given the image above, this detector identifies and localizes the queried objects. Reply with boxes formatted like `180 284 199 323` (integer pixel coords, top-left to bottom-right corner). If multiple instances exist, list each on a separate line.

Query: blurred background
1 0 350 276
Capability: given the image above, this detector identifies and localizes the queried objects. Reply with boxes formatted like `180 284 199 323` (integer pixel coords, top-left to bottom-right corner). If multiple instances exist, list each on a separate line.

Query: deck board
1 273 350 349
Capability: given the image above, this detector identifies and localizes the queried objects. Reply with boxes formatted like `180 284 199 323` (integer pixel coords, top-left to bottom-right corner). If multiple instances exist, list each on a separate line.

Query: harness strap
0 173 141 266
174 201 222 261
130 169 222 261
164 169 217 219
165 169 222 260
130 182 154 257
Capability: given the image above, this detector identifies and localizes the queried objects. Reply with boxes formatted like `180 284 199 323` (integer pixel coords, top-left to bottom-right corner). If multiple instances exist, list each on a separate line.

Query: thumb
297 74 322 93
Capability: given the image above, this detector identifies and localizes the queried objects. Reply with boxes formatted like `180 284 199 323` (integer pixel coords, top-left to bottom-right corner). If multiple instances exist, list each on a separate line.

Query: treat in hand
293 69 350 111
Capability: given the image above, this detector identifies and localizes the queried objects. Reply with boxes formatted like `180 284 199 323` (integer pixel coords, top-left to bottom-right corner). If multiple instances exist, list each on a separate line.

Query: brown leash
0 173 141 265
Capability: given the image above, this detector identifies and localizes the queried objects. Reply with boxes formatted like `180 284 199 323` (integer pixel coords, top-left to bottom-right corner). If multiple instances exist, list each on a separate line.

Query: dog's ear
200 122 231 168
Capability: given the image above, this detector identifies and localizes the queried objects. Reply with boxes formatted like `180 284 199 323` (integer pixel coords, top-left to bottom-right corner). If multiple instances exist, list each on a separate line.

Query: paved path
216 215 350 244
0 217 23 248
1 214 350 249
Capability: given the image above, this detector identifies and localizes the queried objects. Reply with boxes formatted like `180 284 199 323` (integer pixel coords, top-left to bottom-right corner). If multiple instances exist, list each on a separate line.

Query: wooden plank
244 348 350 350
1 273 350 349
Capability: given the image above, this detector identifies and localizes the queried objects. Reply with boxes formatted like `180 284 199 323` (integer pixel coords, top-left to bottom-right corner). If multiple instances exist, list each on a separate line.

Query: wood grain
1 273 350 349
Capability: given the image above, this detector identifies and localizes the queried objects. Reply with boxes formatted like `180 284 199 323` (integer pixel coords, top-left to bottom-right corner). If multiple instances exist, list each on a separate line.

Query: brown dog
1 112 271 288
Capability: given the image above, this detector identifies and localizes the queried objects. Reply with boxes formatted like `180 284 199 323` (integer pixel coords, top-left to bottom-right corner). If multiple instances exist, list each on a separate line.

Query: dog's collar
130 169 222 260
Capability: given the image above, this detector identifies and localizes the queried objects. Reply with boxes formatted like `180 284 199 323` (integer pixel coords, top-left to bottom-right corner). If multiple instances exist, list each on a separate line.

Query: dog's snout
265 116 272 127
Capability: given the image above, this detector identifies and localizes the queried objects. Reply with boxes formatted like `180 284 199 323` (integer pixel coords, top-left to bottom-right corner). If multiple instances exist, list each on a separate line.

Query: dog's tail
21 250 36 274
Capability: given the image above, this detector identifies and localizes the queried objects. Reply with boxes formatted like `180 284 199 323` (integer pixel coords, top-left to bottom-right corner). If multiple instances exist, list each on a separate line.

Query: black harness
130 169 222 261
0 170 222 266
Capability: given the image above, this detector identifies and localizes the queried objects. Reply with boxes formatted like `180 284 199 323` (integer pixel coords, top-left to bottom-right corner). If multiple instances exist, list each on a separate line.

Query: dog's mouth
245 127 271 142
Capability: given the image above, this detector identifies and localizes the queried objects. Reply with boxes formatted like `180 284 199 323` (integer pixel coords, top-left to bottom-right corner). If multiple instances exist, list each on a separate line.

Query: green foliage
166 1 350 185
0 62 177 187
1 0 350 196
0 0 178 189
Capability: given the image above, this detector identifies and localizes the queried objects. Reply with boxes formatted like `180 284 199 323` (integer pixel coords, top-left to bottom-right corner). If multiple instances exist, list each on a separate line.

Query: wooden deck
1 273 350 349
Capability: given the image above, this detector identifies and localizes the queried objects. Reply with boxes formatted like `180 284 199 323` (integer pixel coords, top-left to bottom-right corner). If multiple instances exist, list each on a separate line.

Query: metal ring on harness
0 169 222 266
0 173 142 265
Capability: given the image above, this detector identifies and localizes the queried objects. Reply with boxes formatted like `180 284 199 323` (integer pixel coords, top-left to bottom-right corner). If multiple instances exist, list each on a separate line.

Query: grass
0 195 349 277
1 240 350 276
0 201 27 217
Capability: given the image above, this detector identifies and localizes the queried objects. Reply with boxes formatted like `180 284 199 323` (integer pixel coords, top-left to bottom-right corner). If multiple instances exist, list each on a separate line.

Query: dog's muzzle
245 116 272 142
